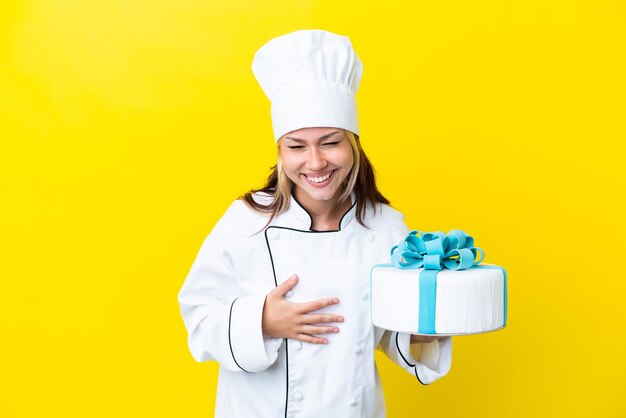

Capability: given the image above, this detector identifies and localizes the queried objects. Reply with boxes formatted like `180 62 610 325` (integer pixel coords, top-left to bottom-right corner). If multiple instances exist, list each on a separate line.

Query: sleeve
376 329 452 385
177 206 284 373
374 208 452 384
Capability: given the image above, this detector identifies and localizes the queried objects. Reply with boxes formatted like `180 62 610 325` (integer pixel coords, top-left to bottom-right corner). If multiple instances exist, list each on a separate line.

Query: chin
304 191 336 202
299 185 339 202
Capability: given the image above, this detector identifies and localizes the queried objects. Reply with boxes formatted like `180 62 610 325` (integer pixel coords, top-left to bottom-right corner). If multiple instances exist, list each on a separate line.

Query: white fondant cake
370 263 507 335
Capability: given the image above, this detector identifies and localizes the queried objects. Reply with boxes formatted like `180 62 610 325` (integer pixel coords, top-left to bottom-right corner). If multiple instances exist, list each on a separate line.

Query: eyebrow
283 131 341 143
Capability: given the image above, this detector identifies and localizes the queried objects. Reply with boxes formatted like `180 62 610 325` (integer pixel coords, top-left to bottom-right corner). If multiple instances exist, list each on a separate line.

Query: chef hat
251 29 364 142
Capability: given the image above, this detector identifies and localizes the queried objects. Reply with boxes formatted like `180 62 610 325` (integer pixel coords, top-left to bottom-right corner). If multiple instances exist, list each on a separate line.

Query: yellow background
1 0 625 417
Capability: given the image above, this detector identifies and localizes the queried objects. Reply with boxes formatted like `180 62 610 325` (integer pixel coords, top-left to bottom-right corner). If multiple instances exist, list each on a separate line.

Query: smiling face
279 127 355 205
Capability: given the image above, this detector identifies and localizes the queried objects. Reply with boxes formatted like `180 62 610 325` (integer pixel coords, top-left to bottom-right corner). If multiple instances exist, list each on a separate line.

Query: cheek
280 156 302 179
346 153 355 169
336 147 354 170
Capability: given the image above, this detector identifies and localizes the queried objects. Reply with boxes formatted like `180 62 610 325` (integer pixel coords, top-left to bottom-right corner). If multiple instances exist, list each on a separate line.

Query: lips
301 169 337 187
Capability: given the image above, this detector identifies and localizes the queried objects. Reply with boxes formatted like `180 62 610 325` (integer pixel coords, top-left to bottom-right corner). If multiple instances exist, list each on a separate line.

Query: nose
306 146 327 171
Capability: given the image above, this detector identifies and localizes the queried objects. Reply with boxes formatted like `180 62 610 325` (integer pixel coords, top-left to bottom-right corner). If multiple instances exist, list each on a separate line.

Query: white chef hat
251 29 364 142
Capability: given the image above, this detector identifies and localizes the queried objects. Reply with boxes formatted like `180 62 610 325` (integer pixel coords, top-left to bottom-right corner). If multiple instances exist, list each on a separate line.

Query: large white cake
370 264 507 335
370 230 507 336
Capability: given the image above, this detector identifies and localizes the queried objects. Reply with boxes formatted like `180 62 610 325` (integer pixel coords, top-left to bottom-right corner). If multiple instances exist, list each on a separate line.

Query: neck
294 188 352 231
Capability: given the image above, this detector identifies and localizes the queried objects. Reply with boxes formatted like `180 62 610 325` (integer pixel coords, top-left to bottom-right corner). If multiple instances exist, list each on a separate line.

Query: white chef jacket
178 192 452 418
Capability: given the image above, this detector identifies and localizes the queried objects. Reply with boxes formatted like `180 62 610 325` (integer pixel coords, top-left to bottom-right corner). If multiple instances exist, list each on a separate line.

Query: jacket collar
273 191 357 231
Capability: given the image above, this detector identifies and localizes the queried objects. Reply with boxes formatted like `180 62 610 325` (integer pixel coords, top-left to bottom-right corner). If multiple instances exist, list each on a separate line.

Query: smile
302 170 336 186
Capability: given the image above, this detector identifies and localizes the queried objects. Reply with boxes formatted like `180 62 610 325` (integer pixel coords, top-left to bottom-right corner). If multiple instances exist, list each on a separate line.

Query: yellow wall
1 1 624 417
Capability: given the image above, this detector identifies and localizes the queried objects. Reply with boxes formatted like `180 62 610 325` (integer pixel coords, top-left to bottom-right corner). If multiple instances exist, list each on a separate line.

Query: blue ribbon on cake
390 230 507 334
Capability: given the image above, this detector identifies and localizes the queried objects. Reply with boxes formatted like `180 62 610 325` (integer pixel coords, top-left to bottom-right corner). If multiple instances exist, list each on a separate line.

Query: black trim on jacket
395 331 428 385
228 298 252 373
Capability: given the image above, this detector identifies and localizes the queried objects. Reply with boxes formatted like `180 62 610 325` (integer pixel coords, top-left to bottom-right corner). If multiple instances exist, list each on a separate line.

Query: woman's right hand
262 274 343 344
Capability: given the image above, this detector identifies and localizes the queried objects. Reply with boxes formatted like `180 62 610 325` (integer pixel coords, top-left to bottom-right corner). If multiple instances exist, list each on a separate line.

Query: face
279 127 354 203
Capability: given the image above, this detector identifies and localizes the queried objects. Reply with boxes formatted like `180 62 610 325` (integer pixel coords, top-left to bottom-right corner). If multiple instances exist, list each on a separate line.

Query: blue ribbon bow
390 229 485 271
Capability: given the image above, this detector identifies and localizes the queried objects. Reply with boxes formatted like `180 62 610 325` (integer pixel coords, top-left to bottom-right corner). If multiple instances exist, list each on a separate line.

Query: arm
177 209 283 373
374 209 453 384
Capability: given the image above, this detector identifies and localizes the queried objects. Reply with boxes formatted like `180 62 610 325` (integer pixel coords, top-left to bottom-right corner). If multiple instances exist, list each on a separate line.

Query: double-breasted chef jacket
178 192 452 418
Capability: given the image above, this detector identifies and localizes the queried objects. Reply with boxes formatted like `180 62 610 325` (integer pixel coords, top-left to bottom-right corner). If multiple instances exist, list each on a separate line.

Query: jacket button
293 392 304 401
285 290 294 298
350 399 358 406
353 346 362 354
367 233 375 242
293 341 302 350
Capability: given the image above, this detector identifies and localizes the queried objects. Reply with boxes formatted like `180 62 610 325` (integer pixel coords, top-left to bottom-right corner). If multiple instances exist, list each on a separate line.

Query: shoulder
363 202 410 242
378 203 406 221
209 192 274 241
366 202 406 225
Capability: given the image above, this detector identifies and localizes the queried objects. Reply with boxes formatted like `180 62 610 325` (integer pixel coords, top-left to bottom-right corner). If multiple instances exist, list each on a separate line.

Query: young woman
178 30 452 418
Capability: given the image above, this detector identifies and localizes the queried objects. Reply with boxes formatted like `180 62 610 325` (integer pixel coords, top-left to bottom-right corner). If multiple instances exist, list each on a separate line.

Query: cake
370 230 507 335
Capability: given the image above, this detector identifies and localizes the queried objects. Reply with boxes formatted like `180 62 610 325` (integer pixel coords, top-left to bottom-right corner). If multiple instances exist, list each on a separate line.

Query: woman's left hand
410 334 442 344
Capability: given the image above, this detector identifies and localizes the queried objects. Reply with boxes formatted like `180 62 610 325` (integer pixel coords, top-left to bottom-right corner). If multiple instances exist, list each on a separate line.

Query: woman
178 30 452 418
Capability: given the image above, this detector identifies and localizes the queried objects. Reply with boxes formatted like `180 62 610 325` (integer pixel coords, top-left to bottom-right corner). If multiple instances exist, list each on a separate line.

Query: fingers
292 320 342 345
301 314 344 324
299 325 340 336
296 334 329 344
296 297 340 313
265 276 343 346
271 274 299 298
411 334 438 343
294 324 340 344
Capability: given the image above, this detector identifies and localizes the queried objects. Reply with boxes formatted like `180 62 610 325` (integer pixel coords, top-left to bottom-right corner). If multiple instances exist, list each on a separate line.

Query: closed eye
286 139 341 149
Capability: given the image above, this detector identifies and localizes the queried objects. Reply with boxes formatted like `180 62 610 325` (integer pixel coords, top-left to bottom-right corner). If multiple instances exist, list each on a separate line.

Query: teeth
308 171 332 183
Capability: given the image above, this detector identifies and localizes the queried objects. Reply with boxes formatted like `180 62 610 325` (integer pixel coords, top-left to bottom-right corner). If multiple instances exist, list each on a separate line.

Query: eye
322 141 340 147
287 145 304 150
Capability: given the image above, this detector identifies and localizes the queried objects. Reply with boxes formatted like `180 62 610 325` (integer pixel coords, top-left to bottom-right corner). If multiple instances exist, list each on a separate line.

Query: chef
178 29 452 418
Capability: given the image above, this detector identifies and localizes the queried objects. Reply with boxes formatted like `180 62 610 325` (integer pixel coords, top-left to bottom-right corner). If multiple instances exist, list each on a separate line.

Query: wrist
411 334 439 344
